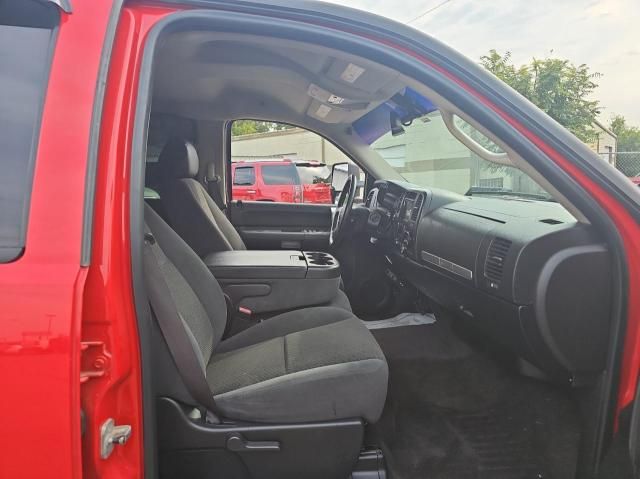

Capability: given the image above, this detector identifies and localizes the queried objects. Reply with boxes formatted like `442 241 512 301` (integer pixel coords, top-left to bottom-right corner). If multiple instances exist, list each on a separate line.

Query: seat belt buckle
238 306 253 319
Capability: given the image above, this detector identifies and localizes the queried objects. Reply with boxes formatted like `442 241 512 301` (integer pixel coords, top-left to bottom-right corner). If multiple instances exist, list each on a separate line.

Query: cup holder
304 251 336 267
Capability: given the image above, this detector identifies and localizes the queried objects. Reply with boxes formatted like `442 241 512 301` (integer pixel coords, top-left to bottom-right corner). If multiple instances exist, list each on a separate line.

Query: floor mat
368 322 581 479
445 410 546 478
363 312 436 330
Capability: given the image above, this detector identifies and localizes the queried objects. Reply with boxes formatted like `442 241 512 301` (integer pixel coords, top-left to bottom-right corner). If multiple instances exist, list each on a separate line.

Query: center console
393 191 424 260
204 250 342 313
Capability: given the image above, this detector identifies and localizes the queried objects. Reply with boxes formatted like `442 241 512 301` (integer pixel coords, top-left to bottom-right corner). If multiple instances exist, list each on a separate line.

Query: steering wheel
330 174 357 246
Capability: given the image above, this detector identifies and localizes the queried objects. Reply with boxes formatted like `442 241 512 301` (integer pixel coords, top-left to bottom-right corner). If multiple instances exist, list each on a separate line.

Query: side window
0 1 58 262
233 166 256 186
261 165 298 185
230 120 361 204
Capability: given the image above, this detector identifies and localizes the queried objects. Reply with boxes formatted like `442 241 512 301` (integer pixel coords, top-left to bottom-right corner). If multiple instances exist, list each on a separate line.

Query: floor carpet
368 322 581 479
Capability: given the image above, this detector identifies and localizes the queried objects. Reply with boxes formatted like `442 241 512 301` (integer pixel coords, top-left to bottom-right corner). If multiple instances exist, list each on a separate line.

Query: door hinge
100 418 132 459
80 341 111 384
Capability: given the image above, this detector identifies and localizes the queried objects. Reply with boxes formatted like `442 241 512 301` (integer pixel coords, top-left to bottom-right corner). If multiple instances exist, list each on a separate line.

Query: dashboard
365 180 612 382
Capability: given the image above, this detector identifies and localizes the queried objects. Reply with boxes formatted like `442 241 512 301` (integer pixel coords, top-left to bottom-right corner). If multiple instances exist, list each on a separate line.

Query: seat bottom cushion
323 289 352 311
207 307 388 423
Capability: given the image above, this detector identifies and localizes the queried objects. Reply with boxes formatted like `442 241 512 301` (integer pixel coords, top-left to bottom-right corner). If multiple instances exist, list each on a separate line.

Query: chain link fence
613 151 640 177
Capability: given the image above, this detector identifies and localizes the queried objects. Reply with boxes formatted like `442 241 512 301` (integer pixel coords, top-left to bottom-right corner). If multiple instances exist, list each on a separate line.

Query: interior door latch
100 418 132 459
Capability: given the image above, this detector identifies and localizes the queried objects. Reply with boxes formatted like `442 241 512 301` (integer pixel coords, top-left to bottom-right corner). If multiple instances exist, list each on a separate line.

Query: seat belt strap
205 163 226 211
142 230 219 416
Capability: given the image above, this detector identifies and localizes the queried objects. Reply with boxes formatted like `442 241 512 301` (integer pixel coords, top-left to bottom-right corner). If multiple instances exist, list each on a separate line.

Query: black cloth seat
144 204 388 424
158 137 246 256
156 137 352 312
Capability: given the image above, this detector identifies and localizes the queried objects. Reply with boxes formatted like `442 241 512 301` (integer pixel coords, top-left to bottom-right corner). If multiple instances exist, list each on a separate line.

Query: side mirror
331 162 361 202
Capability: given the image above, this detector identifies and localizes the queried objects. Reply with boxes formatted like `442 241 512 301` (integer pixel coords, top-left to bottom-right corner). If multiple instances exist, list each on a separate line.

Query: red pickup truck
231 160 332 204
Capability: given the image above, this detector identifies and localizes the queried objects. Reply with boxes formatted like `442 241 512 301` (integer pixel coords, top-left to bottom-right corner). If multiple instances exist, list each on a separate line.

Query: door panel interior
629 380 640 478
229 201 332 250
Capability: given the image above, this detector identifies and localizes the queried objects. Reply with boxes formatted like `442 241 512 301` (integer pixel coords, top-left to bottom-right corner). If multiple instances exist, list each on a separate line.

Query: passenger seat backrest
158 137 246 257
144 203 228 365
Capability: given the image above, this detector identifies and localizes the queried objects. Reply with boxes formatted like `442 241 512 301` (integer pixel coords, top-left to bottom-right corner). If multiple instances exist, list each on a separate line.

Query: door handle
247 190 256 194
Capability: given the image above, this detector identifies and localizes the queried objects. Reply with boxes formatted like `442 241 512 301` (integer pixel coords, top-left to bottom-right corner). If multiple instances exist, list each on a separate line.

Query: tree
609 115 640 152
480 50 601 142
231 120 294 137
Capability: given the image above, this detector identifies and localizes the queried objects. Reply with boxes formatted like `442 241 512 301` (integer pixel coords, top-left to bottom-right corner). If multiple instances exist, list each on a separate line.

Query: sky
325 0 640 126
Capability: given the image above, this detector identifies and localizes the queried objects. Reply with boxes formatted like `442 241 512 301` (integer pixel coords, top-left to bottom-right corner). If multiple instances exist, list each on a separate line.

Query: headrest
158 137 199 180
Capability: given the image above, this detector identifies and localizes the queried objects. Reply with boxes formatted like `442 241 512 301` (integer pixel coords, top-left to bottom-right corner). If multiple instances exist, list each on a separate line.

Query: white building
587 120 618 166
231 127 349 165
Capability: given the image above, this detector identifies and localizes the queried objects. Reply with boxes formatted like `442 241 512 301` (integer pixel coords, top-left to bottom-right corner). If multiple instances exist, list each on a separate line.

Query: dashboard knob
400 231 411 255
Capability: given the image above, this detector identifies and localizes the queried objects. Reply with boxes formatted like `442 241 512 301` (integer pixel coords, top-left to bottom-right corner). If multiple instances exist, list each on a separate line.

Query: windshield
370 111 553 201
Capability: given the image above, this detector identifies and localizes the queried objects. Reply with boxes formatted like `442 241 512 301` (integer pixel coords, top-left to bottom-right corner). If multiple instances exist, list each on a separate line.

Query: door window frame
0 2 59 263
129 10 635 475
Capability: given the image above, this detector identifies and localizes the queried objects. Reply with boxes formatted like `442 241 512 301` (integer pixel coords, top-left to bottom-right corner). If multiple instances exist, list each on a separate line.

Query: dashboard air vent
484 237 512 283
411 194 424 221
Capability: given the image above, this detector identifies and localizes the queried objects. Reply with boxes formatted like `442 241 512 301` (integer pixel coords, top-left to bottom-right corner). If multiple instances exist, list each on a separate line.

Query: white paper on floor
363 312 436 330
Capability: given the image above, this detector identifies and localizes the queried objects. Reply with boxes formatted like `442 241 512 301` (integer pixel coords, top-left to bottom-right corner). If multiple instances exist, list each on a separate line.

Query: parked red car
2 1 640 479
232 160 332 203
296 161 333 204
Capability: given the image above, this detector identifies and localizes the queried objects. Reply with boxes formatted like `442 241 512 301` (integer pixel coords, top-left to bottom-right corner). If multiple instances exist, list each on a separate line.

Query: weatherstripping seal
78 1 159 478
81 0 124 266
130 6 630 477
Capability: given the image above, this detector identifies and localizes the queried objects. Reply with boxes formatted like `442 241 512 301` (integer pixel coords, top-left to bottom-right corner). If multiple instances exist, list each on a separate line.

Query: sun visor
306 98 368 123
305 83 374 123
